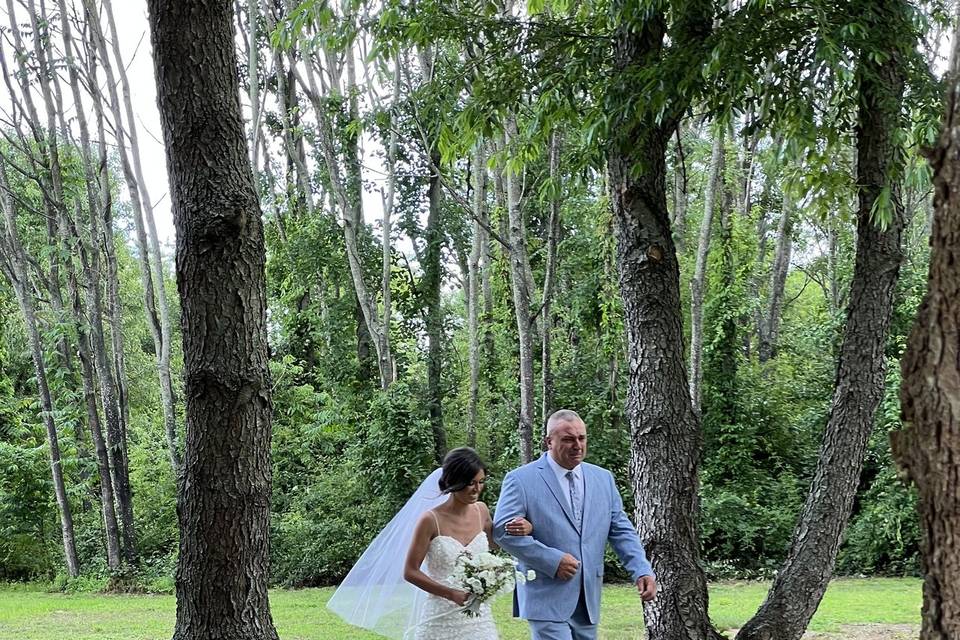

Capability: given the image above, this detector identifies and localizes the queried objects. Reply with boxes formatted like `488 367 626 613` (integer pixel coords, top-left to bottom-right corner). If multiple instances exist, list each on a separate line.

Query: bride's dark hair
439 447 487 494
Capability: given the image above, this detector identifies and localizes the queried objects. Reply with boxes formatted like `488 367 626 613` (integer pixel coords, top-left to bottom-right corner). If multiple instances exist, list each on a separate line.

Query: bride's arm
404 513 470 606
481 502 531 551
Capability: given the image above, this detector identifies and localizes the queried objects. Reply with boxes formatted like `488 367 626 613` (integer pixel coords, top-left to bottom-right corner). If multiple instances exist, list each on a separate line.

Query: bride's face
453 469 486 504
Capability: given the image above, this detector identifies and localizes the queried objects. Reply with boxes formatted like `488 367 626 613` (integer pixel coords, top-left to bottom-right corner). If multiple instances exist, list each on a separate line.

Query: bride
327 447 532 639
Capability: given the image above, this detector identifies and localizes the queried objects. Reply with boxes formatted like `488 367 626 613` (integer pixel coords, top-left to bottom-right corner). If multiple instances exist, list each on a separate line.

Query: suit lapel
537 455 581 534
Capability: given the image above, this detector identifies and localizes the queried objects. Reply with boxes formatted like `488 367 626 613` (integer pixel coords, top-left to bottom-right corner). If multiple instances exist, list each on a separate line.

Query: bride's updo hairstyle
438 447 487 494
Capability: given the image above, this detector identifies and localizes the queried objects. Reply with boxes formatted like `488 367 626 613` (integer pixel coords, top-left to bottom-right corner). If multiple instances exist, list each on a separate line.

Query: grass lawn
0 578 921 640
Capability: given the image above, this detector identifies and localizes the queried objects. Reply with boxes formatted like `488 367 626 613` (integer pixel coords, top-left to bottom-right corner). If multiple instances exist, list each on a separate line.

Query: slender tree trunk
66 249 123 571
467 145 487 448
736 4 908 637
99 0 183 476
504 125 535 463
891 31 960 638
758 192 794 363
0 162 80 578
689 125 723 413
380 61 400 390
424 148 447 464
85 24 137 564
541 131 561 428
672 125 688 254
147 0 279 637
481 144 497 377
247 0 260 171
295 47 394 388
54 0 123 569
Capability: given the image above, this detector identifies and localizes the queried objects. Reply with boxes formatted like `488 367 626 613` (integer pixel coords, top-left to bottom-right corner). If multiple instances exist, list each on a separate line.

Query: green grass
0 578 921 640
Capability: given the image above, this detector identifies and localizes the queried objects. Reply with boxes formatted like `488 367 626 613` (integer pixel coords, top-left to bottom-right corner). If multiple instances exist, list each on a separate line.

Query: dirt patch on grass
727 625 919 640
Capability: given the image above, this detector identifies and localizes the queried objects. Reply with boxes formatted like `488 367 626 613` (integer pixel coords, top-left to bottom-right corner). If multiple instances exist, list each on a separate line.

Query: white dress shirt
546 453 584 516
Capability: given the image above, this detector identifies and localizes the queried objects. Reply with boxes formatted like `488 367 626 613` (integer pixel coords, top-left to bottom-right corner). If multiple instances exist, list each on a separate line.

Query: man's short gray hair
546 409 584 437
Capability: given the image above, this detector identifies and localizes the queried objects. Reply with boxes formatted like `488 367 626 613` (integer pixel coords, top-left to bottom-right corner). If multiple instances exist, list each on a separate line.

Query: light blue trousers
528 589 597 640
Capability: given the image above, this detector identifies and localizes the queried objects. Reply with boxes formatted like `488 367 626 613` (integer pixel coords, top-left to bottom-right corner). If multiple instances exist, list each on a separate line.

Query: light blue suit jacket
493 453 653 624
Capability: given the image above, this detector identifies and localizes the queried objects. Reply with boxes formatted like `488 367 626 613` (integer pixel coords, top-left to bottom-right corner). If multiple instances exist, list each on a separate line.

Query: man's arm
494 472 566 578
605 471 654 582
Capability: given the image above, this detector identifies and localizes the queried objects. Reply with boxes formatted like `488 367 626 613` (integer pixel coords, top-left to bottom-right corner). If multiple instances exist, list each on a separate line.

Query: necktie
566 470 582 526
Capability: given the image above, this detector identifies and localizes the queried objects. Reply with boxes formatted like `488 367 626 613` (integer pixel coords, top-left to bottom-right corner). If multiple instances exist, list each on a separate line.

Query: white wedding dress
414 527 499 640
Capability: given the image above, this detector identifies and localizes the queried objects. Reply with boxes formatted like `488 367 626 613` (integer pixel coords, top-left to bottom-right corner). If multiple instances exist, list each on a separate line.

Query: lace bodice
423 531 488 582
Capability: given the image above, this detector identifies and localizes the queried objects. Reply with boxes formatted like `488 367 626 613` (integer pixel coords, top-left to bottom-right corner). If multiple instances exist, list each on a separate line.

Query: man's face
546 419 587 470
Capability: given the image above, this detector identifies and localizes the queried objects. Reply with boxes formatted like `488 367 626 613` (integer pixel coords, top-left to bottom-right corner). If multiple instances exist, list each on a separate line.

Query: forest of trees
1 0 958 638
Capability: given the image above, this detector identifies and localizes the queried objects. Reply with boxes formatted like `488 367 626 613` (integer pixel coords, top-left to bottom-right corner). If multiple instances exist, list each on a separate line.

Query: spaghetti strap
475 503 482 531
429 509 441 537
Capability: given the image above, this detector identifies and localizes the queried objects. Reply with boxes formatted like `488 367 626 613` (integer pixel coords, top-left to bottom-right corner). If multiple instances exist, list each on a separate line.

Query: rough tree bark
146 0 279 638
891 27 960 640
736 2 908 637
607 0 723 637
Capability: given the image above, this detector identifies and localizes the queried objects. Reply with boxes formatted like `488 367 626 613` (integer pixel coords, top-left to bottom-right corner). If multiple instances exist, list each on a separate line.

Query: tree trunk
424 148 447 464
0 162 80 579
467 145 486 448
689 125 723 413
295 47 394 388
481 143 497 379
608 3 722 637
541 131 561 428
891 29 960 640
758 191 794 363
736 4 907 637
672 125 688 254
504 125 535 464
146 0 279 637
99 0 183 476
86 27 137 564
55 0 123 569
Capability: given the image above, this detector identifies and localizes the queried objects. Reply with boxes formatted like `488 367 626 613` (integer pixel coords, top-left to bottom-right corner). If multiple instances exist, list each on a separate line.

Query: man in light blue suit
494 409 656 640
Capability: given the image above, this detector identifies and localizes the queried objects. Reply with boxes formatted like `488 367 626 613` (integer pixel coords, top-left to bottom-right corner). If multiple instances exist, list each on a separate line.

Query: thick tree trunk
736 5 907 638
758 191 794 363
689 126 724 413
609 129 719 640
0 163 80 578
146 0 279 638
891 31 960 640
608 4 721 638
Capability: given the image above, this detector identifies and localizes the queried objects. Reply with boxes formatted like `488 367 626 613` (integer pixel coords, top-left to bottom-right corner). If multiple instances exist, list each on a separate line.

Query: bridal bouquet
449 551 536 617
